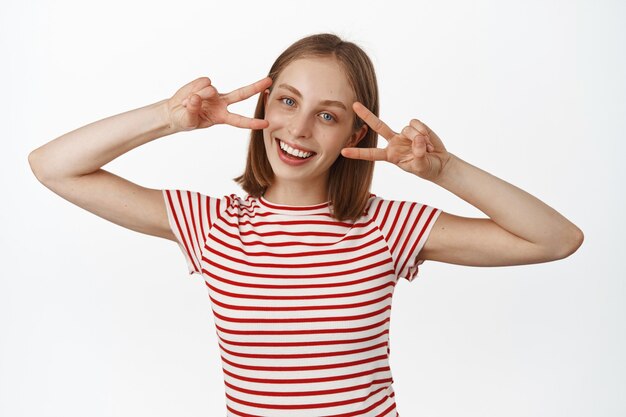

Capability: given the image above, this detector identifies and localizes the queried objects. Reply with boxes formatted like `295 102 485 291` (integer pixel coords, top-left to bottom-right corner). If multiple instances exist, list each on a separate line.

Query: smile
277 138 315 159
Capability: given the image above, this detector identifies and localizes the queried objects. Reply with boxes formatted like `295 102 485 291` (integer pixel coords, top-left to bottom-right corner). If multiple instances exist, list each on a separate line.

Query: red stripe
207 230 383 259
209 222 378 250
219 340 387 360
207 280 394 302
215 221 377 247
225 384 390 412
206 245 389 269
198 193 206 236
212 304 391 324
220 216 372 237
390 202 418 255
378 200 395 232
377 403 398 417
222 353 388 372
176 190 200 270
387 202 406 272
164 190 199 273
220 215 365 229
208 292 392 312
214 317 390 336
204 194 211 230
233 198 259 215
326 396 389 417
204 257 393 279
224 375 391 396
218 328 390 348
204 267 395 291
370 197 384 223
394 203 426 273
227 391 393 417
185 190 201 264
223 365 390 385
398 208 438 279
226 405 263 417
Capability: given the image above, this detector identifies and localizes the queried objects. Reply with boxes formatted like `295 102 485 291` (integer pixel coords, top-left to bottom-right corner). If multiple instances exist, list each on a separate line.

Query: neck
263 176 329 206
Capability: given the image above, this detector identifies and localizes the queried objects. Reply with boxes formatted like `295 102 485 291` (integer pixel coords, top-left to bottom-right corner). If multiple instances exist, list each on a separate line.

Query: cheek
318 134 349 155
331 131 353 149
264 105 283 128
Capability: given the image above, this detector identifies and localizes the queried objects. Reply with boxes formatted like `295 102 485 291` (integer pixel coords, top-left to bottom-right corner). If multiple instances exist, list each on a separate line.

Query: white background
2 0 624 416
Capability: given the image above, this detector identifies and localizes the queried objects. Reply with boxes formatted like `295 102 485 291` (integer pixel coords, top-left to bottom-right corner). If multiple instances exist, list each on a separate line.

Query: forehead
274 57 355 102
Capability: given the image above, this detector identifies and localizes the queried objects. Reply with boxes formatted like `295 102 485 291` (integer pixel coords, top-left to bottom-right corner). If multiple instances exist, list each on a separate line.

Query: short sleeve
161 189 228 277
370 197 442 282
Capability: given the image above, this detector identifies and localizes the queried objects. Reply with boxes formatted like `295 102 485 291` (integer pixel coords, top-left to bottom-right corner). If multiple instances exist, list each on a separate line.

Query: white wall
1 0 624 416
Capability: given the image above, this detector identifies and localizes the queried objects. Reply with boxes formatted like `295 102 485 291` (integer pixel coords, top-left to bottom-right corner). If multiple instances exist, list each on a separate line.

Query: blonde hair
233 33 380 221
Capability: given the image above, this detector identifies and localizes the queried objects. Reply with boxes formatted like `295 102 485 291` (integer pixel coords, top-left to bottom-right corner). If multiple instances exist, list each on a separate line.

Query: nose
287 111 312 139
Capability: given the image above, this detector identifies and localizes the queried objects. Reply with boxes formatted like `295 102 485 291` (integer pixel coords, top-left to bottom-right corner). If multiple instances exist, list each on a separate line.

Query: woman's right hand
166 76 272 132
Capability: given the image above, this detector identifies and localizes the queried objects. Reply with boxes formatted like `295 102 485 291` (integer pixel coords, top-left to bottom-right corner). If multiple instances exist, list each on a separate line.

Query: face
262 57 368 186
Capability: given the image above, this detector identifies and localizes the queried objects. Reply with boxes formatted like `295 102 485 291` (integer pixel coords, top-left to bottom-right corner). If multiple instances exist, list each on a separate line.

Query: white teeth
279 140 313 159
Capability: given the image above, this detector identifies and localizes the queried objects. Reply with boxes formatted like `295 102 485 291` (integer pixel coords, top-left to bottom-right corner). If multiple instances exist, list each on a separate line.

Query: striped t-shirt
162 189 442 417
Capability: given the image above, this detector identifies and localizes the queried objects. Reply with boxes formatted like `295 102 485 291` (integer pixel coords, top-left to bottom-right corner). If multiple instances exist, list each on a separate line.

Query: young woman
29 33 583 417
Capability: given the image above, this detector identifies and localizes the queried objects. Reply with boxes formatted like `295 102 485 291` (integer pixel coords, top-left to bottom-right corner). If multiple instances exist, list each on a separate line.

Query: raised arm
28 76 272 241
342 102 584 267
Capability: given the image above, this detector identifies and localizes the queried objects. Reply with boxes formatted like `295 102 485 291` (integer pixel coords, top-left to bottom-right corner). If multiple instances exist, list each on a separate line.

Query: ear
347 124 369 147
263 89 270 107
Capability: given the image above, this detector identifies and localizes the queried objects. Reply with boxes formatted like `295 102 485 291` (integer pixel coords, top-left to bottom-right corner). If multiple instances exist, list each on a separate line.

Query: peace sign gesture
166 76 272 132
341 102 452 182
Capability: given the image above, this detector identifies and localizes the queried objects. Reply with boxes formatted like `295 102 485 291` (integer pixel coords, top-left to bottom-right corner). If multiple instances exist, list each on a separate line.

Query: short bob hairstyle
233 33 380 222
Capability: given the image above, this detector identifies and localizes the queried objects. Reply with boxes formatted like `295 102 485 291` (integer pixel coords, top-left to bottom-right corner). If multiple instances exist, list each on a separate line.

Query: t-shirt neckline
257 194 331 215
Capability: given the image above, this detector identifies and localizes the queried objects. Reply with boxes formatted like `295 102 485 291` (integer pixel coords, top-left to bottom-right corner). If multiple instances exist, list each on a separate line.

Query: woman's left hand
341 102 452 182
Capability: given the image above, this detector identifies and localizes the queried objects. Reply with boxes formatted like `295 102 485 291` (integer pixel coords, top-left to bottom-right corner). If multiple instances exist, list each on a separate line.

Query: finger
341 146 387 161
402 125 435 151
412 134 435 159
352 101 396 141
409 118 432 137
193 85 219 100
191 76 212 88
182 85 219 107
409 119 440 152
183 93 201 110
224 111 269 130
223 76 273 105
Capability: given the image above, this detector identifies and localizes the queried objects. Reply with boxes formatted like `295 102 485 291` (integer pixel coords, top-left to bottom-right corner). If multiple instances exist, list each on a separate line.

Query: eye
320 112 335 122
281 97 296 107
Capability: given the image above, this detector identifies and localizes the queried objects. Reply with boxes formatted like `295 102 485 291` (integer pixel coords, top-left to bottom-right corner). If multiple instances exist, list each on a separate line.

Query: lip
275 138 316 166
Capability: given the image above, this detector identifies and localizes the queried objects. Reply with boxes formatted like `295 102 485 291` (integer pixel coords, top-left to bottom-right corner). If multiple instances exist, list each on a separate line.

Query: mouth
275 138 317 160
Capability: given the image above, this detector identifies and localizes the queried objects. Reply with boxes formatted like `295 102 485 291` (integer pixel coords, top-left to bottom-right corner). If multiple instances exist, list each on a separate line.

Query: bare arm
28 76 272 241
421 153 584 265
28 98 177 239
343 102 584 266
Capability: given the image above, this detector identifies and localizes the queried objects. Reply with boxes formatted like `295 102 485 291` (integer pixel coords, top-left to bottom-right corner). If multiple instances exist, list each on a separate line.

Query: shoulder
363 193 394 215
365 193 441 225
364 192 380 210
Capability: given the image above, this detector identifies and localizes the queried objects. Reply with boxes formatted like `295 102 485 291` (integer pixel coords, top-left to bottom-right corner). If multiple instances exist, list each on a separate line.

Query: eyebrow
277 83 348 111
